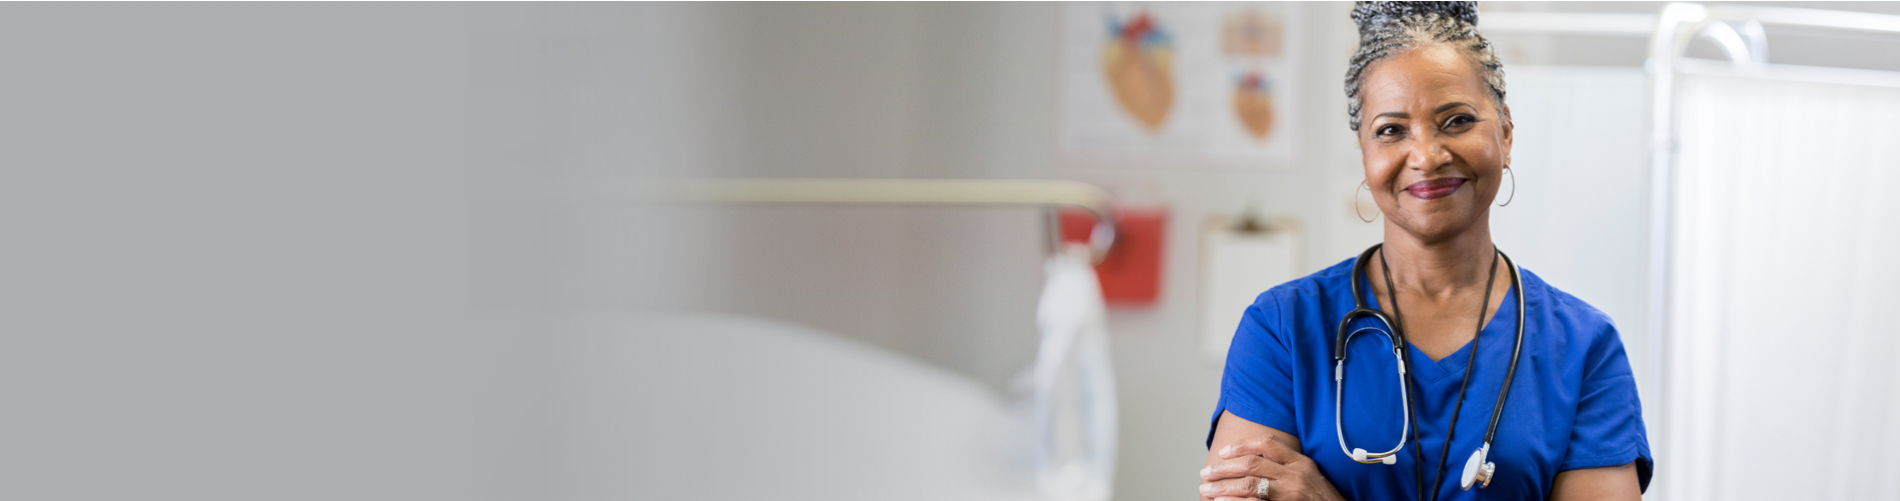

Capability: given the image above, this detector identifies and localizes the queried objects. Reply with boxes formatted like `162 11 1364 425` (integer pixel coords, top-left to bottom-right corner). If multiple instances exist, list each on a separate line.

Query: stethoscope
1333 244 1525 499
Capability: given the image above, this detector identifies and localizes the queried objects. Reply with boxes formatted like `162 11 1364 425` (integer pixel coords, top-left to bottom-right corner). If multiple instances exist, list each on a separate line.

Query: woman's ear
1498 104 1514 165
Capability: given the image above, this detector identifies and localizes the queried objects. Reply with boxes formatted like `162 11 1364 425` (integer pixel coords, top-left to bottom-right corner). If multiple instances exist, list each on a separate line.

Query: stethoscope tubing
1333 326 1409 464
1484 251 1525 446
1332 244 1526 496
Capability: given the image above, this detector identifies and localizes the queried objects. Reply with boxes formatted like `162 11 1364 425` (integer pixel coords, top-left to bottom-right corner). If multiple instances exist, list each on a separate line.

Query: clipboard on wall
1199 215 1301 362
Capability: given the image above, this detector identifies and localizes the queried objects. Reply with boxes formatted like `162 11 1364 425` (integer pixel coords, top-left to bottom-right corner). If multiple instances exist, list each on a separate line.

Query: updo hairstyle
1343 1 1507 132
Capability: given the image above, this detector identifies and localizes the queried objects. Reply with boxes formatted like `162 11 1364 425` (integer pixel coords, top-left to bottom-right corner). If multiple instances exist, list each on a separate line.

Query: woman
1198 3 1651 500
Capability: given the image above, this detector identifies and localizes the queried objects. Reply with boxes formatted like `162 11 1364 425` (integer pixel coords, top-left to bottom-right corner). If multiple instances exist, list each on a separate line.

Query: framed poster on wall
1057 2 1304 171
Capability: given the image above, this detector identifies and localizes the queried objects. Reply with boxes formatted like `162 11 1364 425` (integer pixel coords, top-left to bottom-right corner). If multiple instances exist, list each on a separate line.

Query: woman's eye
1376 124 1404 137
1444 115 1476 129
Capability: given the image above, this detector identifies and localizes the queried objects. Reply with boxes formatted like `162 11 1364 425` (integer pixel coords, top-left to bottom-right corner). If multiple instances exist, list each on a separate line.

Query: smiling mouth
1405 178 1466 200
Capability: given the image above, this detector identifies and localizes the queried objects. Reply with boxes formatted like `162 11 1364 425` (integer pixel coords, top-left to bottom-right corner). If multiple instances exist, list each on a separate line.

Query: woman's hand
1199 435 1345 501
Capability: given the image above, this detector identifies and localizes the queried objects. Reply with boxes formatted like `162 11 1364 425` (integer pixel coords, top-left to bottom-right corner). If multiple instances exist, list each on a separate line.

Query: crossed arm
1200 411 1641 501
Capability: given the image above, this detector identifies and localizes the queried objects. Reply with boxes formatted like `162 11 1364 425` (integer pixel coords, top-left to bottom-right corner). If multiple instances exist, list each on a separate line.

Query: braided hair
1343 1 1506 131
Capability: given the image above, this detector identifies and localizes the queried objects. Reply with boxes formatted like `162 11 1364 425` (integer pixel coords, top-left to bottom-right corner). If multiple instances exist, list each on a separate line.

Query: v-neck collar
1363 280 1519 385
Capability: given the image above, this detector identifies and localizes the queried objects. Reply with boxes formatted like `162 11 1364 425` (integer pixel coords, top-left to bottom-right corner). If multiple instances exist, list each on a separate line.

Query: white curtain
1666 66 1900 500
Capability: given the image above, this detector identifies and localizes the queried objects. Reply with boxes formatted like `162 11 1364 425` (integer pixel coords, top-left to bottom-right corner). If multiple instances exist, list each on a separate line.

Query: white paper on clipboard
1199 216 1300 363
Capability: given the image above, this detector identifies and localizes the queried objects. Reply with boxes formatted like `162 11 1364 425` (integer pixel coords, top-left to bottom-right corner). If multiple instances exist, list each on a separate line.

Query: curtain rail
608 178 1110 219
602 178 1115 261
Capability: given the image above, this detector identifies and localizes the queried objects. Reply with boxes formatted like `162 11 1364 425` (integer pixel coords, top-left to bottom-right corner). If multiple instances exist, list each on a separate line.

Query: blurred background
5 2 1900 500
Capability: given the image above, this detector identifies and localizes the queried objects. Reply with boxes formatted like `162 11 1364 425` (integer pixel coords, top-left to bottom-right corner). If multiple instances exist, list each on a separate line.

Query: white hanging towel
1033 251 1120 501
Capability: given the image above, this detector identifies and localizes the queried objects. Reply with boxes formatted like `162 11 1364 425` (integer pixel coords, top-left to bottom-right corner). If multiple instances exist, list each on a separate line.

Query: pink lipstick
1405 178 1466 200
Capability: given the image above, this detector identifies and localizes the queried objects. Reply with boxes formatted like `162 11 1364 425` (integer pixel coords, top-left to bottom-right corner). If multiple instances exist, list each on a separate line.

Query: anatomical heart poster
1058 2 1302 170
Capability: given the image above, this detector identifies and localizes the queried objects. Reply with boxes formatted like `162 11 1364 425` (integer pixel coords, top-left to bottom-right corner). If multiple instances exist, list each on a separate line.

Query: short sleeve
1559 320 1655 492
1207 293 1298 447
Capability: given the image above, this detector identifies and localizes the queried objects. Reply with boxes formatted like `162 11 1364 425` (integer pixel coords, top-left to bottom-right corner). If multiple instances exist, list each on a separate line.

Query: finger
1218 436 1269 459
1255 435 1305 465
1222 434 1304 465
1202 455 1291 482
1198 477 1258 499
1201 455 1259 481
1206 477 1266 499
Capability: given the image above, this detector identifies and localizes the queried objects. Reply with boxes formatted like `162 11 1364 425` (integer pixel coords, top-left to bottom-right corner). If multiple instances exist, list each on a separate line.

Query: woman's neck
1379 222 1495 300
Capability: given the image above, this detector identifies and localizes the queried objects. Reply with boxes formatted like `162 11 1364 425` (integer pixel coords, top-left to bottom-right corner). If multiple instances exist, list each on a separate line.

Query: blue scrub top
1210 256 1652 500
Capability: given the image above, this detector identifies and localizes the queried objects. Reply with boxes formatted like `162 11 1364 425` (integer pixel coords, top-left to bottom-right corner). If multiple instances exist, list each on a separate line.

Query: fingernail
1199 467 1210 477
1199 483 1214 494
1219 445 1234 456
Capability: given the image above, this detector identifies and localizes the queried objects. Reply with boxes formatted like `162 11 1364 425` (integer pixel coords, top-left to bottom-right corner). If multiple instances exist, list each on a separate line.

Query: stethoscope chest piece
1459 443 1495 490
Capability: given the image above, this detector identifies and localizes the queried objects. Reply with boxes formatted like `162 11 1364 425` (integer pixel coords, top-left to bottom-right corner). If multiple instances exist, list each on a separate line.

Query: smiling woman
1356 43 1512 252
1197 3 1651 501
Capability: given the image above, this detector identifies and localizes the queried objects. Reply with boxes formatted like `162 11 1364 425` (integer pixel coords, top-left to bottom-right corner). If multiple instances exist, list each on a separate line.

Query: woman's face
1357 45 1512 244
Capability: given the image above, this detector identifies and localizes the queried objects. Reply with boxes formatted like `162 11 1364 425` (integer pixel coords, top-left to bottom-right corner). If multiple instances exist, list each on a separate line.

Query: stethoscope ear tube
1333 244 1387 362
1333 327 1411 465
1335 244 1412 465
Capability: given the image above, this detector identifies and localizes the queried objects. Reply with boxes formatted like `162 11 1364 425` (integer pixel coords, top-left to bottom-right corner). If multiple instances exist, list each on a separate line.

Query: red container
1060 207 1166 306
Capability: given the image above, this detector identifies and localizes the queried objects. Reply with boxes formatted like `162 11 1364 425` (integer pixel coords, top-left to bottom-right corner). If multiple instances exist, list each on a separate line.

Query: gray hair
1344 1 1506 131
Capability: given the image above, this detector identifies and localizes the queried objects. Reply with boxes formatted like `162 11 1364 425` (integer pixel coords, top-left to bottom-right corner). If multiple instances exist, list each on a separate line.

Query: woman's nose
1406 134 1453 170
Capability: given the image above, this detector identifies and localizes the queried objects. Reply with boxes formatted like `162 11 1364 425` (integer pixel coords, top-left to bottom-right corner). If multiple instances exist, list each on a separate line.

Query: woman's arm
1549 462 1641 501
1201 410 1344 501
1206 410 1299 470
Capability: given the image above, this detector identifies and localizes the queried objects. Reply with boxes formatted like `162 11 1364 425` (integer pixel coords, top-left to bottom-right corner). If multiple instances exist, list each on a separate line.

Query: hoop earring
1497 167 1516 207
1355 180 1380 223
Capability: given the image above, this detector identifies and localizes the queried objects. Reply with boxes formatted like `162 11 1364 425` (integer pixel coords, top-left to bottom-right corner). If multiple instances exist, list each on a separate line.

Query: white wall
0 3 502 499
